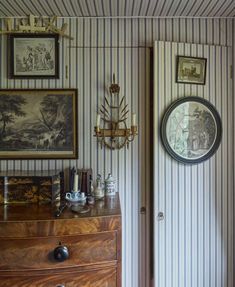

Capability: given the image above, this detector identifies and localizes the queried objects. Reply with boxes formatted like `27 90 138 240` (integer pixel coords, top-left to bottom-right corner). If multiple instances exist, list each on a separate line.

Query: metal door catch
157 212 164 221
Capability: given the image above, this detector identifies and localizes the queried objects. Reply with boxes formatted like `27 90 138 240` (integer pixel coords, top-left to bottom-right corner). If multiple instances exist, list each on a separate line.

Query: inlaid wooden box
0 170 64 204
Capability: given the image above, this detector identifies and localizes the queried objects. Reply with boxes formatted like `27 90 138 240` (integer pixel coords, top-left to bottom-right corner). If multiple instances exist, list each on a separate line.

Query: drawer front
0 232 117 270
0 268 117 287
0 216 121 238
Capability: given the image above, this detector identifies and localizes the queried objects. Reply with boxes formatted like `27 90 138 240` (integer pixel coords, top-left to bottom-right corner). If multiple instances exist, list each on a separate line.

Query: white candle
132 113 136 126
96 113 101 127
73 174 78 192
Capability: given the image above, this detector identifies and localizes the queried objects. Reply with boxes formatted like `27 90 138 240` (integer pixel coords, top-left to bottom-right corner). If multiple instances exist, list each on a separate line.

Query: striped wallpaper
0 17 234 287
0 0 234 17
154 41 233 287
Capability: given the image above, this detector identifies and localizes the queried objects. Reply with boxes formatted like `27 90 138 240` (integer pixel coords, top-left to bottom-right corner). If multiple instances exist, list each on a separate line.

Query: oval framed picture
161 97 222 164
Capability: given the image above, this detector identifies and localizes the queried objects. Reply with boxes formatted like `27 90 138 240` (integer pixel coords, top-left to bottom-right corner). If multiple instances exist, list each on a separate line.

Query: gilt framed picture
176 56 207 85
8 34 59 78
161 97 222 164
0 89 78 159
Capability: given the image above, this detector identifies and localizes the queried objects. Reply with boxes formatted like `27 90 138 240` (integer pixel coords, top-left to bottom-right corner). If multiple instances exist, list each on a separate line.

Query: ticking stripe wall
0 18 234 287
154 41 233 287
0 0 234 17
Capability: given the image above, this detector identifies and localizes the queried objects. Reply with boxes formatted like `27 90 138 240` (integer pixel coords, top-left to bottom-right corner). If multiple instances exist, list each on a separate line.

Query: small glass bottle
94 174 104 200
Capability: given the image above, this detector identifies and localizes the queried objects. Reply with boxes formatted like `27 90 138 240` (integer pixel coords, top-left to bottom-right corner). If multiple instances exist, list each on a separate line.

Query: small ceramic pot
65 191 86 203
104 173 116 196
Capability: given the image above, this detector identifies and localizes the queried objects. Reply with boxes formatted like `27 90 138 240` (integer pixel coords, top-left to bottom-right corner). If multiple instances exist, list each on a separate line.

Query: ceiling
0 0 234 18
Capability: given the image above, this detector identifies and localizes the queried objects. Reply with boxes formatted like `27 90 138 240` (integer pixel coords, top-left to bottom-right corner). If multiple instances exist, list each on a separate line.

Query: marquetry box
0 170 64 205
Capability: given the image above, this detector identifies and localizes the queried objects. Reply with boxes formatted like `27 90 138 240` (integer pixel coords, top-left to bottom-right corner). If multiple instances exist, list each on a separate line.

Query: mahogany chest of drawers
0 195 121 287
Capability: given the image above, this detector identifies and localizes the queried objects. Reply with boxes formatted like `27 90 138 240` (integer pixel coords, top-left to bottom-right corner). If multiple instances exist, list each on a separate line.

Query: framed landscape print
0 89 78 159
176 56 207 85
161 97 222 164
8 34 59 78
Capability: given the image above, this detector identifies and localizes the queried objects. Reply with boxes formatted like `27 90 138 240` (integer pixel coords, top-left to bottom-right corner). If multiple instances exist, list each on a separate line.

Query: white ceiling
0 0 234 18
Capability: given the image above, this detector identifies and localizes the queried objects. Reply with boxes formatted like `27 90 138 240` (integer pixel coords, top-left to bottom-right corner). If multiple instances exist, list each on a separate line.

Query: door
154 41 233 287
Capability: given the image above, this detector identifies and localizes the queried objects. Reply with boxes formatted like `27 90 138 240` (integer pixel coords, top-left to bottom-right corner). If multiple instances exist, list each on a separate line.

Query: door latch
157 211 164 221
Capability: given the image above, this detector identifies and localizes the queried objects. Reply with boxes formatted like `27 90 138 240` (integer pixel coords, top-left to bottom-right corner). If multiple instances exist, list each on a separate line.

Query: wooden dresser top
0 194 121 222
0 195 121 238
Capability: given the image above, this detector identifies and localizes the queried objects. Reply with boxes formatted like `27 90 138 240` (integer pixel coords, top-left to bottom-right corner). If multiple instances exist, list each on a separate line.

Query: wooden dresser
0 195 121 287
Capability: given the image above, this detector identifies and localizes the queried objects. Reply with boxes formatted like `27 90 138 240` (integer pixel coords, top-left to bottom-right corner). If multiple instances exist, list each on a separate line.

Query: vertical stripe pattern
0 0 234 17
0 17 234 287
154 40 234 287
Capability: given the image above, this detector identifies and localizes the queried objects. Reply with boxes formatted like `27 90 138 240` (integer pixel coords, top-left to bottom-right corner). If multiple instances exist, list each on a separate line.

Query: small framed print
161 97 222 164
8 33 59 79
176 56 207 85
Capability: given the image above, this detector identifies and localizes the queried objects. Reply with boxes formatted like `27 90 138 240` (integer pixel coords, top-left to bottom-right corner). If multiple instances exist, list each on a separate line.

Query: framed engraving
161 97 222 164
176 56 207 85
8 33 59 78
0 89 77 159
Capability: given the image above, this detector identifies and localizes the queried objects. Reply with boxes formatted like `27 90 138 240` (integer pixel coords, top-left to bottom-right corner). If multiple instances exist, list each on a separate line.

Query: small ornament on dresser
94 174 104 200
87 174 95 205
69 167 80 192
65 191 87 204
66 167 86 204
87 195 95 205
89 174 94 195
69 167 92 196
104 173 116 196
0 170 63 205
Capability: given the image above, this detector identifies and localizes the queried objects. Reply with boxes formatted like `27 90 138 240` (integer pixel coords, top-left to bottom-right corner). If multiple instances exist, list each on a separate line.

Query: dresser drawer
0 232 117 270
0 268 117 287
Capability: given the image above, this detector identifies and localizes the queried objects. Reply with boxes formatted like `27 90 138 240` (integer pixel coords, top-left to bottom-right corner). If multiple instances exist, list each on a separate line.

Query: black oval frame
161 96 222 164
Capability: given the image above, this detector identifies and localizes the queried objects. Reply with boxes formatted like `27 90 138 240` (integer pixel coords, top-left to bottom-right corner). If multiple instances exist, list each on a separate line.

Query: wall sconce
94 74 138 150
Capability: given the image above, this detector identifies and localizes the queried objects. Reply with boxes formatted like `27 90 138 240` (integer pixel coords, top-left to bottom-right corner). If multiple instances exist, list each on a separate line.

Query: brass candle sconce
94 74 138 150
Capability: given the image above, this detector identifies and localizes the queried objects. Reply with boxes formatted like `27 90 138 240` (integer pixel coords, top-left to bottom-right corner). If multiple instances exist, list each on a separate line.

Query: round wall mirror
161 96 222 164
